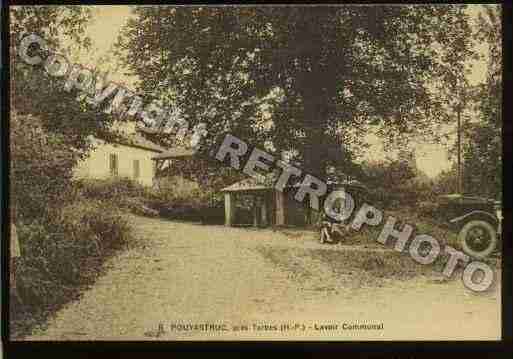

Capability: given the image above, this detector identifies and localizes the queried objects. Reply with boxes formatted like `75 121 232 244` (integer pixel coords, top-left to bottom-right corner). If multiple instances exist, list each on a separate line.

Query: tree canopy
117 5 476 178
461 6 501 199
10 6 124 156
9 6 124 214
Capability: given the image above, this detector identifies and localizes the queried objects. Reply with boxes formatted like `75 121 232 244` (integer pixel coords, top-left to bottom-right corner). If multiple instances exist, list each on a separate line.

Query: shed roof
222 177 368 193
221 177 275 192
221 173 303 193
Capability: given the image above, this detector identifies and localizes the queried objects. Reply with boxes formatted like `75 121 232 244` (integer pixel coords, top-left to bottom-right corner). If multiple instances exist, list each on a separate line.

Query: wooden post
261 195 268 227
224 192 234 226
275 191 285 226
253 195 259 227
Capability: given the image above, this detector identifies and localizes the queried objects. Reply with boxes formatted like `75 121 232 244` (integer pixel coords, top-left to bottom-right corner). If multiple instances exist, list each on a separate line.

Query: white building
73 123 166 187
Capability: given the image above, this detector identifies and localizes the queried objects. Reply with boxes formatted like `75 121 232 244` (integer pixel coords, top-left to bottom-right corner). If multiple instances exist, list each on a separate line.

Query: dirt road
24 216 501 341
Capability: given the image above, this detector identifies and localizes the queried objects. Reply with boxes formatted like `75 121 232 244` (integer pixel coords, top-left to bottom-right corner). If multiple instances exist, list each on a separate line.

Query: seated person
319 211 345 244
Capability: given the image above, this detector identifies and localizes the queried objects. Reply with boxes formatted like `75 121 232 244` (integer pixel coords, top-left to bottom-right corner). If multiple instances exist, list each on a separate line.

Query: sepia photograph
5 4 503 342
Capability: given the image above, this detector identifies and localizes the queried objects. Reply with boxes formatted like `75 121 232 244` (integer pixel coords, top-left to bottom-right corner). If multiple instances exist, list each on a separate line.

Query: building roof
104 132 166 153
138 125 198 160
151 147 197 160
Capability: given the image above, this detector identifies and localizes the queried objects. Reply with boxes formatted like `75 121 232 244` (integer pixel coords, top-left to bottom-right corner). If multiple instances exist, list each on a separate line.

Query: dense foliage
12 197 132 337
361 159 433 208
118 5 475 179
461 6 502 199
11 6 127 155
9 7 136 338
432 6 502 200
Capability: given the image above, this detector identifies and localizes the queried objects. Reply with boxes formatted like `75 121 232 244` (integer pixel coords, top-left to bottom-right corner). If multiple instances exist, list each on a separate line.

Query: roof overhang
152 148 196 160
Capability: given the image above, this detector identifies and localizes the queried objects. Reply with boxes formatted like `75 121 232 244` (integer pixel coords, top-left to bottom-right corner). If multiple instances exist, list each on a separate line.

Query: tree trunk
301 86 328 180
295 19 338 223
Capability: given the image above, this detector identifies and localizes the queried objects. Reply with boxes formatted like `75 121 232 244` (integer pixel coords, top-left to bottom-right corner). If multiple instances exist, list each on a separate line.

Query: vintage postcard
7 4 502 341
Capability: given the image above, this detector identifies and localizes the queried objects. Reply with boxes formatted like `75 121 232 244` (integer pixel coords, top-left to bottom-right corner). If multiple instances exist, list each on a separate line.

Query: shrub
10 113 136 337
76 177 225 223
153 186 225 224
10 111 84 220
75 177 149 200
361 159 435 210
75 178 160 217
122 197 160 217
54 198 131 254
12 198 132 337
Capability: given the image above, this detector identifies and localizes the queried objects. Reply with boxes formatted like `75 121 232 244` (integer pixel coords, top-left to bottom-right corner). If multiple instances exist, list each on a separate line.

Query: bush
10 111 84 220
75 178 160 217
153 186 225 224
75 177 226 222
10 113 137 337
12 198 132 337
75 176 226 223
74 177 226 222
75 177 149 199
361 159 435 209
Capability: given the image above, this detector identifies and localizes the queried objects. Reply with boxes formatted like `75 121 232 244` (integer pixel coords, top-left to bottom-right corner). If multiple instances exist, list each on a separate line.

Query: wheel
458 220 498 259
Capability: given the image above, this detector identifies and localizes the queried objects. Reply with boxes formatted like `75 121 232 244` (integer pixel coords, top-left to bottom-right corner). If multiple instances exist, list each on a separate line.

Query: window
133 159 140 179
109 153 118 176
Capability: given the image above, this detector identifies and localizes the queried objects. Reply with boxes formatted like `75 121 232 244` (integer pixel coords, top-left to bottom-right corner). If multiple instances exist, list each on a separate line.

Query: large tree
117 5 475 179
9 6 125 216
10 6 124 156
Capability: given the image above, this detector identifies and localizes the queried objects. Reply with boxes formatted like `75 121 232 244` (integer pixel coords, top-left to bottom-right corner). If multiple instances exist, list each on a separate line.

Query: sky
78 5 494 178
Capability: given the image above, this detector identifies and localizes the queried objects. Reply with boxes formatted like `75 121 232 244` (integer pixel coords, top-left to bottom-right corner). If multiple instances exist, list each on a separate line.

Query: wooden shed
221 177 369 228
221 178 310 227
